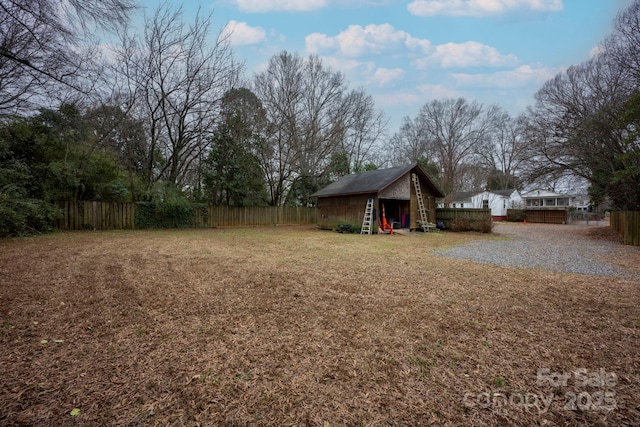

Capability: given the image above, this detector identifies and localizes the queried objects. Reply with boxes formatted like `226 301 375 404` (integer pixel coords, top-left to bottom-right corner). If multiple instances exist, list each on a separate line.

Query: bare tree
0 0 135 117
254 51 388 205
114 4 242 191
528 55 630 174
338 88 387 172
390 98 496 195
294 55 346 191
253 51 302 206
475 108 528 190
525 48 639 208
390 115 431 165
606 0 640 83
417 98 494 197
254 51 349 205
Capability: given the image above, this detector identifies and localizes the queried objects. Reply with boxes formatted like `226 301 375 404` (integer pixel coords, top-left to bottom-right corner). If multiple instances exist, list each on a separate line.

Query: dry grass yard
1 225 639 426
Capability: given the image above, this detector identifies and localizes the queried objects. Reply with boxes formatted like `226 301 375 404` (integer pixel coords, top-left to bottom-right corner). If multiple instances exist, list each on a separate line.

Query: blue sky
136 0 635 131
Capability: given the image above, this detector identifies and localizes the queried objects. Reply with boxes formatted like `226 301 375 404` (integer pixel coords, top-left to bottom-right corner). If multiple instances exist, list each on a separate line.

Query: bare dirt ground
1 225 639 426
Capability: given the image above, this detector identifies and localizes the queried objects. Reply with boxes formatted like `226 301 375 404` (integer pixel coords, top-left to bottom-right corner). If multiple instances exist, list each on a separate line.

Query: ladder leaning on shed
361 198 374 234
412 173 438 232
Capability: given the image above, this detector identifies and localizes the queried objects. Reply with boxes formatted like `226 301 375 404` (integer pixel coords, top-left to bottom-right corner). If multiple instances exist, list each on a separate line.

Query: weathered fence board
436 208 492 230
56 202 317 230
525 209 567 224
56 201 136 230
610 211 640 246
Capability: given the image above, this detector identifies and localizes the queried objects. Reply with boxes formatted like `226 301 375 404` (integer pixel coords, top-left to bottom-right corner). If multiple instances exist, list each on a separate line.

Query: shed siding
409 179 437 229
427 196 436 225
318 193 375 225
379 175 410 199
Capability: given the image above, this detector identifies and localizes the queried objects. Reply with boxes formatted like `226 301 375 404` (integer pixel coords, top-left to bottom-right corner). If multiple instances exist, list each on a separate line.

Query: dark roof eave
313 190 377 198
310 163 445 199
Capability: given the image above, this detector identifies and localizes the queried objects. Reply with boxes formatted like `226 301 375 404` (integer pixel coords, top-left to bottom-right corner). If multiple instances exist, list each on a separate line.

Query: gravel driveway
435 222 640 279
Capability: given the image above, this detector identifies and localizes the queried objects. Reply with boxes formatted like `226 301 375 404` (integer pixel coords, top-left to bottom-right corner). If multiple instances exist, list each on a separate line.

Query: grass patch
0 226 638 426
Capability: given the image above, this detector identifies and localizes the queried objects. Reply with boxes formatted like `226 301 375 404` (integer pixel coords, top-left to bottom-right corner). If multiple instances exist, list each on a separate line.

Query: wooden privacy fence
192 205 318 228
56 201 135 230
524 209 567 224
56 201 318 230
610 211 640 246
436 208 492 230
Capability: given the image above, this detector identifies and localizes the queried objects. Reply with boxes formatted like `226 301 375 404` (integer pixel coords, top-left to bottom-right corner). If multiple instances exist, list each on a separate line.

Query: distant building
449 189 523 220
520 189 575 209
573 196 592 212
311 163 444 230
449 191 475 209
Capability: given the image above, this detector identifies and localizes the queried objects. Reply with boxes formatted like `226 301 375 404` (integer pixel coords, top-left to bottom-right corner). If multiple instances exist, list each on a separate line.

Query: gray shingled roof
451 191 477 201
450 189 517 201
490 189 517 197
311 163 444 198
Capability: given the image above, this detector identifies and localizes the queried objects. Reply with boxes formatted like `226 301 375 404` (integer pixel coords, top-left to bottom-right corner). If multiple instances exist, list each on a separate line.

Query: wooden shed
311 163 444 230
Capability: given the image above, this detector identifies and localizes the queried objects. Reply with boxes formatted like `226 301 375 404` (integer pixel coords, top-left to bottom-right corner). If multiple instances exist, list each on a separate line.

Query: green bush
158 196 192 228
135 196 193 229
337 220 362 234
134 201 156 228
318 218 363 233
0 196 57 237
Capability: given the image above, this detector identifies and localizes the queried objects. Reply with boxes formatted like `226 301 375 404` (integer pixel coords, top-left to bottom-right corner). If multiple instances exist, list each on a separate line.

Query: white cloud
407 0 563 17
589 44 604 58
223 21 266 46
311 55 404 89
268 29 287 43
315 55 372 75
452 65 557 88
306 24 431 58
98 43 119 63
375 83 460 109
368 68 405 86
415 41 518 68
305 33 338 53
375 91 422 109
233 0 396 12
416 83 461 99
233 0 328 12
405 35 432 53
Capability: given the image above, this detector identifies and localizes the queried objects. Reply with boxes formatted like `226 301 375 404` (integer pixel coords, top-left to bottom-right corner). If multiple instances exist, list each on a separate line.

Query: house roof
490 189 518 197
521 189 572 198
450 189 517 201
450 191 477 202
311 163 444 198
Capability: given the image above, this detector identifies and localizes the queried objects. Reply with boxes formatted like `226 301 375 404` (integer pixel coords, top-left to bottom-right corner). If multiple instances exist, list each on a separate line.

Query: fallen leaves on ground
0 226 638 426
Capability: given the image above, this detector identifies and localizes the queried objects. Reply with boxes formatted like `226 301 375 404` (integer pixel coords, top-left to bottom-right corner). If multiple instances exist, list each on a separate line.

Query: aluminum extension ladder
361 198 374 235
412 173 433 232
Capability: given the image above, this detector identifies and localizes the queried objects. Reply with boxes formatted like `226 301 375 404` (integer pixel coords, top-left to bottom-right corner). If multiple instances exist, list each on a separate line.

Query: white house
573 196 592 212
449 191 475 209
449 189 523 220
520 189 575 209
